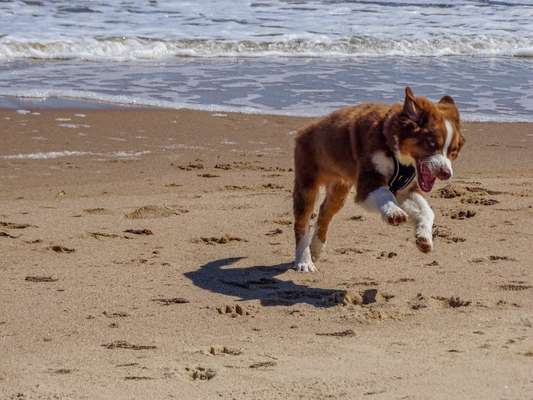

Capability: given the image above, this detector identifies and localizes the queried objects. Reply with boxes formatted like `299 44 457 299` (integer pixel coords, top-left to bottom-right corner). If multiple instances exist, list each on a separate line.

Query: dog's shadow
184 257 342 307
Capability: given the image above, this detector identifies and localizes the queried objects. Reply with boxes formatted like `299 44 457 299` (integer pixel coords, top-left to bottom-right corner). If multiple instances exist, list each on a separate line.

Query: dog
292 87 465 272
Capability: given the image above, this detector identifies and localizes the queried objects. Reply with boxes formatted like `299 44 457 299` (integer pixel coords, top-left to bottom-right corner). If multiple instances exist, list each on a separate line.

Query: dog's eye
425 137 436 150
449 148 458 160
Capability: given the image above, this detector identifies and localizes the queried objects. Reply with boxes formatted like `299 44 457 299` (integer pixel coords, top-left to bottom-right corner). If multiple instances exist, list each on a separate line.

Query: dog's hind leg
310 180 352 261
293 178 319 272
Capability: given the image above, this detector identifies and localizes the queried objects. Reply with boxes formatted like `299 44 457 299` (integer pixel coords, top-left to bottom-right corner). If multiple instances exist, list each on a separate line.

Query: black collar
388 156 416 194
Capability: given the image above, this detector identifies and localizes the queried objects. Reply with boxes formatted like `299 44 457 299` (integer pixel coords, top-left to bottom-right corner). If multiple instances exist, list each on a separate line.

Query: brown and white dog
292 87 464 272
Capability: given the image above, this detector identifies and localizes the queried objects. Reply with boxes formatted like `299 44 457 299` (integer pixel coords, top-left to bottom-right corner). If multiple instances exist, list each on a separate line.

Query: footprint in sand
335 247 367 255
214 163 232 170
272 218 292 226
164 183 183 188
265 228 283 236
124 376 154 381
445 209 476 220
124 228 153 235
25 276 58 283
262 183 284 190
83 208 112 215
325 289 382 306
499 282 532 291
316 329 356 337
409 293 429 310
209 346 242 356
49 245 75 253
215 160 260 171
224 185 252 191
461 197 499 206
151 297 189 305
433 225 466 243
196 234 247 245
125 205 187 219
432 296 472 308
216 304 251 317
50 368 74 375
0 231 19 239
0 221 36 229
465 186 504 196
435 184 466 199
174 162 204 171
452 299 472 308
249 361 277 369
185 366 216 381
489 255 517 262
102 311 130 318
377 251 397 259
102 340 157 350
87 232 122 240
436 185 503 207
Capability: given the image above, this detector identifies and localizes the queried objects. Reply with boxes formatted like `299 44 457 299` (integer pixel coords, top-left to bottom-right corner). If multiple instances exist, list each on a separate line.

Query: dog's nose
437 168 452 180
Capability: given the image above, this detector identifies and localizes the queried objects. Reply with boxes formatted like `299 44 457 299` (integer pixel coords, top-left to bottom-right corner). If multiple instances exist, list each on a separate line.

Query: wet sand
1 108 532 400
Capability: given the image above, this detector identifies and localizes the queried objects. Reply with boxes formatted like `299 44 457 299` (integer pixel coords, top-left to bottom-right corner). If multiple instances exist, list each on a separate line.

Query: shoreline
2 93 533 123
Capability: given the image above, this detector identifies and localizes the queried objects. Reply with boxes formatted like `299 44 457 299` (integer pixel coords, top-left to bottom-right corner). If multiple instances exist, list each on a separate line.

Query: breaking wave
1 35 533 61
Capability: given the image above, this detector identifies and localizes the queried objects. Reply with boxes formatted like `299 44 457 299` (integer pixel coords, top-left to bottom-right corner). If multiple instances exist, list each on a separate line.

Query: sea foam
1 150 151 160
1 36 533 61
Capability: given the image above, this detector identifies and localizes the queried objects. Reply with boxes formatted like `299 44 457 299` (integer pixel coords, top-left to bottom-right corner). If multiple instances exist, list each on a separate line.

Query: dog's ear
402 87 422 122
458 133 466 152
439 95 455 105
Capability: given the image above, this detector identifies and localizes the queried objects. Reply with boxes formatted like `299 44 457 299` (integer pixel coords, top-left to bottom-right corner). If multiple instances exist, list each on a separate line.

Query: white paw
416 235 433 253
294 260 318 273
310 235 325 261
383 206 408 226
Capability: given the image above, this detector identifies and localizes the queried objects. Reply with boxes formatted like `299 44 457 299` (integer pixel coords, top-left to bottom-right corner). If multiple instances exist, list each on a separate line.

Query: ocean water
1 0 533 121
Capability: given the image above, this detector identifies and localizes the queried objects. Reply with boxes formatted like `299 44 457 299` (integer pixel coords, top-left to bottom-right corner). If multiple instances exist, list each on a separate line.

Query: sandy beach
1 107 532 400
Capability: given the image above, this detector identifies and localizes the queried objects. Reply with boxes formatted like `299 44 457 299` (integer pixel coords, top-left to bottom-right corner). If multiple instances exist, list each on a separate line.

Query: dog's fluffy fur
293 87 465 272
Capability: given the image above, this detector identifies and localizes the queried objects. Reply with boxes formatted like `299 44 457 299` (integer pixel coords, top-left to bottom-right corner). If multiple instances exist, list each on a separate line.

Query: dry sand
0 108 532 400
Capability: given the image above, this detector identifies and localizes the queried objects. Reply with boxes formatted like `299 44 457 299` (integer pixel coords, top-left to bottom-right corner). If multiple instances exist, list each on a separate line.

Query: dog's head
392 87 465 192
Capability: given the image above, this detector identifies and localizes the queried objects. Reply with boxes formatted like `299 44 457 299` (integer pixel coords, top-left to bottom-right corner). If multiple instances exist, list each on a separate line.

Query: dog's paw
294 260 318 273
384 207 408 226
416 235 433 253
310 235 325 262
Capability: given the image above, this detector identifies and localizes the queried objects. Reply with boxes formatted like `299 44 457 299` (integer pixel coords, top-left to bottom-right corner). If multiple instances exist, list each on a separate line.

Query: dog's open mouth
416 159 436 192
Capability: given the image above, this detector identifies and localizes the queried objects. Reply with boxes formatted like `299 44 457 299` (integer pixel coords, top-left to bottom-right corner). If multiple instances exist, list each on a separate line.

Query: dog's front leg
400 191 434 252
363 187 408 226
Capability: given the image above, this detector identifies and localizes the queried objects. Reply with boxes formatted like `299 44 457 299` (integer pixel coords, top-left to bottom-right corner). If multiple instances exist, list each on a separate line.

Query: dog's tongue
416 160 436 192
